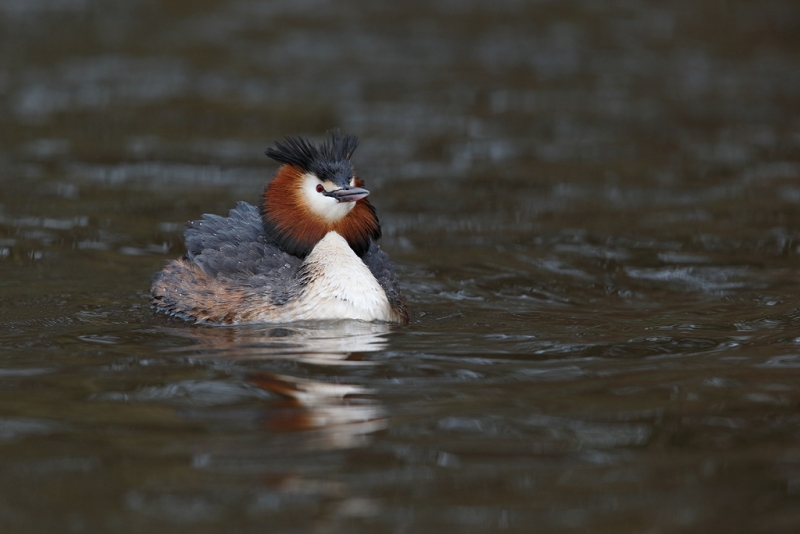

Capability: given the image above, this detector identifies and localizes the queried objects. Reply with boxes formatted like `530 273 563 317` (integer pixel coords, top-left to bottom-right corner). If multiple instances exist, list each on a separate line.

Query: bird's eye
316 184 324 193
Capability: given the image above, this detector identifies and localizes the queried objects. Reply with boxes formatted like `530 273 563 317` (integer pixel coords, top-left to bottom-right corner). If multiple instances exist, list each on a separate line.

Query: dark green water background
2 1 800 532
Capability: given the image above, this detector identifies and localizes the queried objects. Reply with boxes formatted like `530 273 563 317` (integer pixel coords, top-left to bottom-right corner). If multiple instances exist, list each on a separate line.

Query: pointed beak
324 186 370 203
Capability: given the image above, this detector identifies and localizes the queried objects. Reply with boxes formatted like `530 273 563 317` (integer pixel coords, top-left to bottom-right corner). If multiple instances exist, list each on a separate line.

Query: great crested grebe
151 130 408 324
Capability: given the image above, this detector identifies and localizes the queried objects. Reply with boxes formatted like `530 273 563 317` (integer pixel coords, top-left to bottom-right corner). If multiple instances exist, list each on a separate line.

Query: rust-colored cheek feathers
260 165 381 258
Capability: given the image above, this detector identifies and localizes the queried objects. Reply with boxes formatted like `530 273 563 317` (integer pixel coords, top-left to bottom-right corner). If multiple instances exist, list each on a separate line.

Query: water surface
2 0 800 532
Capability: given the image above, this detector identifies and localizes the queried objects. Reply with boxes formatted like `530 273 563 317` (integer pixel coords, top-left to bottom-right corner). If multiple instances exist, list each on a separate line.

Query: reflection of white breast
293 232 396 322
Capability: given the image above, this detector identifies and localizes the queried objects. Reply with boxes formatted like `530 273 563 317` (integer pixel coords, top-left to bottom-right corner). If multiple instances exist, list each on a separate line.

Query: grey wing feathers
184 202 303 303
362 241 406 314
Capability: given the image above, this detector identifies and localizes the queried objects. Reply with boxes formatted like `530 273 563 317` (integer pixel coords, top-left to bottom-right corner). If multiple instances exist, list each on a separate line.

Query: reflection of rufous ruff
248 371 388 450
247 371 372 402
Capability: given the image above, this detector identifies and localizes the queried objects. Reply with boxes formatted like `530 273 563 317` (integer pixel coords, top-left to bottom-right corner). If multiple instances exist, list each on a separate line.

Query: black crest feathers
265 130 358 182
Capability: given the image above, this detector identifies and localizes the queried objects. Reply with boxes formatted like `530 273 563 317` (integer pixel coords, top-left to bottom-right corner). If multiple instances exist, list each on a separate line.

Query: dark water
2 0 800 532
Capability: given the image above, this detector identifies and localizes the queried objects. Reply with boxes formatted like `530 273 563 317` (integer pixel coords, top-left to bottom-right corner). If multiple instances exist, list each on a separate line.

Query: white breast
290 232 397 322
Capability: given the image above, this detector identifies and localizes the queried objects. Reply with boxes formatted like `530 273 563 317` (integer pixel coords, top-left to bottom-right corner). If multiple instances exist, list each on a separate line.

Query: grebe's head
261 130 381 258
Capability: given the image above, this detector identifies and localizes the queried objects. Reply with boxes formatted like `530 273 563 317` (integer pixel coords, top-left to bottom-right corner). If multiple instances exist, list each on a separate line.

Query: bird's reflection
246 371 388 450
152 322 393 526
159 320 391 451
